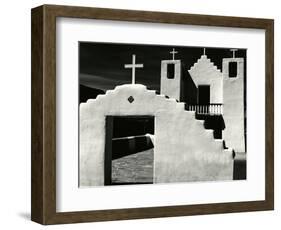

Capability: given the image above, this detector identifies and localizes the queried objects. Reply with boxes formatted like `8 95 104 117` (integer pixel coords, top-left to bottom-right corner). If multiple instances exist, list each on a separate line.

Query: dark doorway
198 85 210 105
104 116 155 185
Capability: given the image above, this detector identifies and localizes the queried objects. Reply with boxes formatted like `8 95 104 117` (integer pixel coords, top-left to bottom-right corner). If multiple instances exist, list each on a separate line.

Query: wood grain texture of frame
31 4 274 225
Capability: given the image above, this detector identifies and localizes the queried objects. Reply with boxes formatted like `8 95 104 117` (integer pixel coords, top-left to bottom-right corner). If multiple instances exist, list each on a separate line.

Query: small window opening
229 62 238 78
167 63 175 79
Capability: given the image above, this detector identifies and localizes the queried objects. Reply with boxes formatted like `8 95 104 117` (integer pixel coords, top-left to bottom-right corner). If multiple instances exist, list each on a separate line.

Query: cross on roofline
124 54 144 84
230 49 238 58
170 48 178 60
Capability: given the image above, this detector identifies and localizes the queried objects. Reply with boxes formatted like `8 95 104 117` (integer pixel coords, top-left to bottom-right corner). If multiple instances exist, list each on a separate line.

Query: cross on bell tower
230 49 238 58
170 48 178 60
124 54 144 84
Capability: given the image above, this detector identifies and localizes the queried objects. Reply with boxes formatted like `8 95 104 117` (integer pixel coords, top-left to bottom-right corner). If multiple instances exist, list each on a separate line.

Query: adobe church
79 48 246 187
161 48 245 153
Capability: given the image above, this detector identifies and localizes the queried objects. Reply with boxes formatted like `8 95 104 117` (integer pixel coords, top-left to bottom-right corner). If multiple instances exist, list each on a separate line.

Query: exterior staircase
160 94 232 151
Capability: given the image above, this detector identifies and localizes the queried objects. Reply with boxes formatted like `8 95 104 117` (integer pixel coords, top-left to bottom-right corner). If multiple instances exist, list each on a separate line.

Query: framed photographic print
31 4 274 224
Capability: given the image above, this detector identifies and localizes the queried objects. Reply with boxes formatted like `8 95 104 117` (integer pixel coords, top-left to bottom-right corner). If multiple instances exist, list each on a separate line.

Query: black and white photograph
28 3 274 226
79 42 247 186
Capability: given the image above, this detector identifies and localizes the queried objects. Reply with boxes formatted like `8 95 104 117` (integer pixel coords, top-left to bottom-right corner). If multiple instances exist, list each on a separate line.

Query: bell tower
160 48 182 101
222 49 245 153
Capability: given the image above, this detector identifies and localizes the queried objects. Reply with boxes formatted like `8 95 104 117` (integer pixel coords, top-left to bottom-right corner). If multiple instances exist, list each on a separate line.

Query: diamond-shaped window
127 96 134 103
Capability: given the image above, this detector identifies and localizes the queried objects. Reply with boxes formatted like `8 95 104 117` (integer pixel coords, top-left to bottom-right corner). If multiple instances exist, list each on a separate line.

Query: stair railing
186 103 223 115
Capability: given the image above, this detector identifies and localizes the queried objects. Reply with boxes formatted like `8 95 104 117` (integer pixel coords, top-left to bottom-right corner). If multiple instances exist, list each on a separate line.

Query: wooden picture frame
31 4 274 225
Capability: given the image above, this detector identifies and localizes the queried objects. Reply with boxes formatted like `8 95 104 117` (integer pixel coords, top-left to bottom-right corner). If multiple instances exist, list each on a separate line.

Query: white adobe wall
79 84 234 187
222 58 245 152
188 55 223 104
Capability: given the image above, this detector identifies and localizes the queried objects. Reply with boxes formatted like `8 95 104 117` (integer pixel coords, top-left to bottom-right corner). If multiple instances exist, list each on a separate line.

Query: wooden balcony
186 103 223 115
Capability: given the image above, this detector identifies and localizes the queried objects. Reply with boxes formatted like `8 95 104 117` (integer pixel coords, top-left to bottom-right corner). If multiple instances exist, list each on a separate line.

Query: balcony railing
186 103 223 115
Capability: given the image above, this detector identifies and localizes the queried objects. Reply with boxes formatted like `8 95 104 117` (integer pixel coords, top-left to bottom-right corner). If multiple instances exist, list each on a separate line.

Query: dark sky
79 42 246 92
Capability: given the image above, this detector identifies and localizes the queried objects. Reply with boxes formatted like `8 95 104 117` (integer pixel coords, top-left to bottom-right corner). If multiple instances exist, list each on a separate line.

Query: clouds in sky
79 42 246 92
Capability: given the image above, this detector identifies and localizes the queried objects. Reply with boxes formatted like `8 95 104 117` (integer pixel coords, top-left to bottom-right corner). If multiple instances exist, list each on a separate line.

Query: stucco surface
188 55 223 103
222 58 245 152
80 84 234 186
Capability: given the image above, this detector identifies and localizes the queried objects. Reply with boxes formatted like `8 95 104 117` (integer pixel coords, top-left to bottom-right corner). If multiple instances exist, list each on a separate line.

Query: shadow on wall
196 114 226 139
233 159 246 180
112 135 154 160
181 64 198 104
